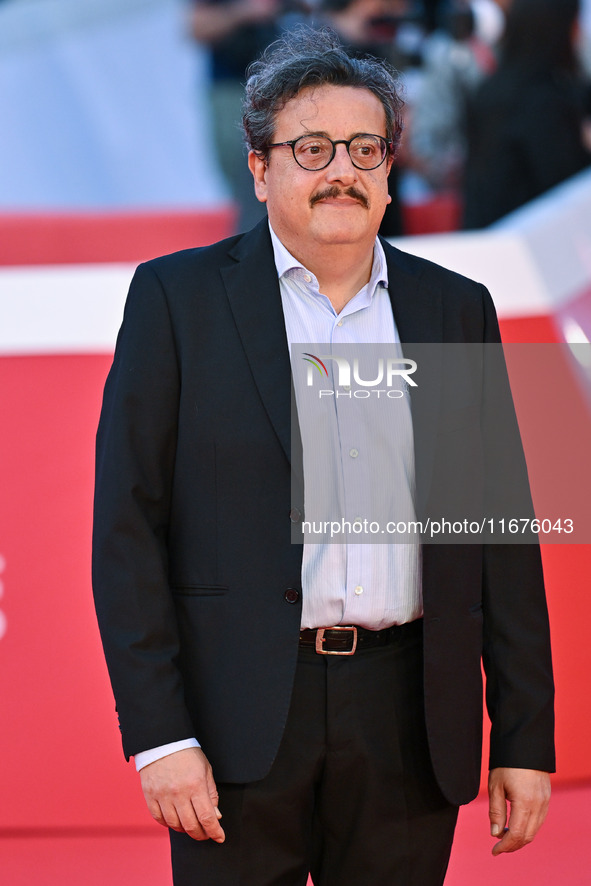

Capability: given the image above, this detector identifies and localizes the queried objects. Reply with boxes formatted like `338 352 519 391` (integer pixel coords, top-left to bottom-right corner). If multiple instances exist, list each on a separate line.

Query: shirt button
289 507 303 523
303 274 312 283
349 448 359 458
337 320 343 327
354 585 364 596
284 588 300 604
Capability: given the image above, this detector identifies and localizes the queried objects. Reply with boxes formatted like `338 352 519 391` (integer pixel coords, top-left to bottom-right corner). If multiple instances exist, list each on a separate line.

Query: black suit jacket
92 220 555 807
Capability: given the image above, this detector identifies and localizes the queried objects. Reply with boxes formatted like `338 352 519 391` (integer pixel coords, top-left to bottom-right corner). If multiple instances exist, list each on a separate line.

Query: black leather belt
299 620 421 655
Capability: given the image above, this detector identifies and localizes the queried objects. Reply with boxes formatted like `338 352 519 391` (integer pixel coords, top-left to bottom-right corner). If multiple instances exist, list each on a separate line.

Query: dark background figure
319 0 413 234
408 0 495 194
191 0 311 232
462 0 591 228
421 0 446 32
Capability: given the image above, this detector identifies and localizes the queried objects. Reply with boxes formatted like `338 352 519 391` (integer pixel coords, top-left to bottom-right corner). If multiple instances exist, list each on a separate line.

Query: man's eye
352 143 378 158
299 141 329 156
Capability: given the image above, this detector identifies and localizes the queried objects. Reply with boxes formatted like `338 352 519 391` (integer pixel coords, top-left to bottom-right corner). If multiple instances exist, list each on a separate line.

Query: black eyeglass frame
265 133 394 171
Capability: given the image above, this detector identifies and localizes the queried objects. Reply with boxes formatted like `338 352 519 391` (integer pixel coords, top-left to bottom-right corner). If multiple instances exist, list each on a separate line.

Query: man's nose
325 143 358 183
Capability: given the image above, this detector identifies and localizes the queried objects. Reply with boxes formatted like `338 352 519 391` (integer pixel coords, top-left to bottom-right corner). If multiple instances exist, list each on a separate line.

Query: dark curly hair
242 27 404 160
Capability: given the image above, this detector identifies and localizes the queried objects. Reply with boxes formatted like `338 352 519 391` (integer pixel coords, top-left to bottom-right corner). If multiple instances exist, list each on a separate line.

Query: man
189 0 283 232
92 28 554 886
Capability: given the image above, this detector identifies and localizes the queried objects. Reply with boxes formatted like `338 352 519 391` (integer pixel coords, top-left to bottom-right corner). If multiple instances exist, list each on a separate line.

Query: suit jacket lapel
220 221 295 469
382 239 443 519
381 237 443 343
220 227 444 513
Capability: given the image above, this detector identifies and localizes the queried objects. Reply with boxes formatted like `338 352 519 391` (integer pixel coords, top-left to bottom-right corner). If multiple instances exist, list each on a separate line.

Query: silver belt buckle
315 625 358 655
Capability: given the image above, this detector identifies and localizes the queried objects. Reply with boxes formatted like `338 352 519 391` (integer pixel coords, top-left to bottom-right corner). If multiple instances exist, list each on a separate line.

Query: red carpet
1 781 589 885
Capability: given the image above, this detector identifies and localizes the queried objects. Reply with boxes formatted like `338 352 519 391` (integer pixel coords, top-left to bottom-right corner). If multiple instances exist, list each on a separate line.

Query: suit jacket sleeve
480 286 555 772
92 261 195 759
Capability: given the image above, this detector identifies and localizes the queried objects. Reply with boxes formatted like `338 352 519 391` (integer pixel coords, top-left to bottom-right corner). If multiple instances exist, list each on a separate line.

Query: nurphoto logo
302 352 417 399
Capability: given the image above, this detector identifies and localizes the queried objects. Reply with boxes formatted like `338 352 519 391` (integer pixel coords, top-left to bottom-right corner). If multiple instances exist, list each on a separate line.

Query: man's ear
385 155 394 204
248 151 268 204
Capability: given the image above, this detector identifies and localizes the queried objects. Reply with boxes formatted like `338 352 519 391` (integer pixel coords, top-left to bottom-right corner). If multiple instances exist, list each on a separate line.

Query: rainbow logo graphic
302 353 329 377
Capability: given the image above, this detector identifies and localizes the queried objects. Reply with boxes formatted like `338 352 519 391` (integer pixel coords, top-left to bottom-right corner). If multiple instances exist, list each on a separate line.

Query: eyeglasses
266 133 393 171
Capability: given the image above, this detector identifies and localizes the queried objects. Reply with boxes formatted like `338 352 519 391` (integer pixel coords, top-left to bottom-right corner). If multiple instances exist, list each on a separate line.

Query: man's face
249 85 393 258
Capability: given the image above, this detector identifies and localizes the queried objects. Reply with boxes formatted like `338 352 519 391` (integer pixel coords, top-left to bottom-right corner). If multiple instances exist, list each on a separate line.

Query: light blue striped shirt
271 225 423 630
134 226 423 769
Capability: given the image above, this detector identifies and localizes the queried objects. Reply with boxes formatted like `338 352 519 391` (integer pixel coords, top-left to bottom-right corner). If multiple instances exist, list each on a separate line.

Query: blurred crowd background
1 0 590 239
189 0 591 234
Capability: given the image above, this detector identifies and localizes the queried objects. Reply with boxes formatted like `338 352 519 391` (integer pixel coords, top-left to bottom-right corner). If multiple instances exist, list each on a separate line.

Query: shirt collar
268 221 388 292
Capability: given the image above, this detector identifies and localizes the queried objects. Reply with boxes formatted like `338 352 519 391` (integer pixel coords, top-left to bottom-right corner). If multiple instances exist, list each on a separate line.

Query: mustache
310 185 369 209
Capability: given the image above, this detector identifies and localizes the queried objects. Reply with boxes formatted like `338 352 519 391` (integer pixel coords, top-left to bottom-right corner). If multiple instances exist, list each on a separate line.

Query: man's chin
313 229 372 248
310 207 371 238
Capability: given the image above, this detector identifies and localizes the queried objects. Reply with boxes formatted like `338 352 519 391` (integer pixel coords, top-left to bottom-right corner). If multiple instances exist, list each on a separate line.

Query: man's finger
190 764 225 842
488 777 508 838
158 800 185 833
492 828 535 856
146 798 166 828
176 800 210 841
208 779 220 810
191 794 225 843
491 801 533 855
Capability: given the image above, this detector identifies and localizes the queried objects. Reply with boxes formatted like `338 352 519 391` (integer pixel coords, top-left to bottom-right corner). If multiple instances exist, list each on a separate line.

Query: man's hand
139 747 225 843
488 767 551 856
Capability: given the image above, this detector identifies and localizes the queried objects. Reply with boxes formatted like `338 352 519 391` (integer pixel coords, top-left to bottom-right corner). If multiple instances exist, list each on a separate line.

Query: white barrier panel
2 169 590 355
392 167 591 332
0 263 133 354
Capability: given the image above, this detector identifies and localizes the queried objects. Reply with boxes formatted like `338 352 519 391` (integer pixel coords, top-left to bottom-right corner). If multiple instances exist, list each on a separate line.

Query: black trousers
170 621 458 885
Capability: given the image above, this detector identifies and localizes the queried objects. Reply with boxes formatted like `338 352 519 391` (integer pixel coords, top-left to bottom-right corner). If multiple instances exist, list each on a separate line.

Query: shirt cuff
134 738 201 772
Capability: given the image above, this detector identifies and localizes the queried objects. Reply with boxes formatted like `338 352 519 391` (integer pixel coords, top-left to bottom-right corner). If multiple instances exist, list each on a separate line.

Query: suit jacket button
289 508 303 523
284 588 300 604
